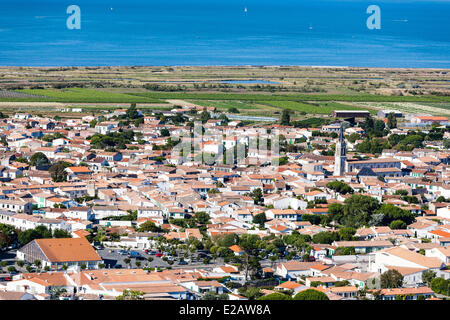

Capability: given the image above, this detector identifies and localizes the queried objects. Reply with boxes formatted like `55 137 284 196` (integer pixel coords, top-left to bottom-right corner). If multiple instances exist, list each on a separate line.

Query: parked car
155 253 163 257
145 250 156 255
118 250 128 255
128 251 144 260
178 260 188 265
0 275 12 281
113 264 122 269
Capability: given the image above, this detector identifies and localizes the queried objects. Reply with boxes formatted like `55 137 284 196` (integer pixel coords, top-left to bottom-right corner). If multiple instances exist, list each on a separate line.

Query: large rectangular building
331 110 371 118
346 157 402 173
17 238 102 270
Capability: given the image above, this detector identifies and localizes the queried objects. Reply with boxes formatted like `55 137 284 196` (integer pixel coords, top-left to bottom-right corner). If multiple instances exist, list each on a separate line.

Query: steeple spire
334 123 347 176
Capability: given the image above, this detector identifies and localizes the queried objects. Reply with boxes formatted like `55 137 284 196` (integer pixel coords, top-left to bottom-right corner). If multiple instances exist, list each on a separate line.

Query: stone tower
333 124 347 176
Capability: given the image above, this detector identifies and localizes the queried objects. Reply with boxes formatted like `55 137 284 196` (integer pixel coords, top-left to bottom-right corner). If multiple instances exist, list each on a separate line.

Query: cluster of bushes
89 130 135 150
326 181 354 195
327 194 416 229
430 277 450 295
18 226 71 246
257 289 329 300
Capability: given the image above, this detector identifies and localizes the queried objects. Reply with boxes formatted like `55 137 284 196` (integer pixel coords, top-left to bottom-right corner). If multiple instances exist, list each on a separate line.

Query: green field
16 88 161 103
0 88 448 117
258 101 376 115
130 91 450 103
0 88 446 104
188 100 258 110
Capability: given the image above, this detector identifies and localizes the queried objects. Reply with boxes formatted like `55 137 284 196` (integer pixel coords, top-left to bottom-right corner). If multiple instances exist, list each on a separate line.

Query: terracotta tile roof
67 166 91 173
379 247 443 269
277 281 303 290
34 238 101 263
229 245 243 253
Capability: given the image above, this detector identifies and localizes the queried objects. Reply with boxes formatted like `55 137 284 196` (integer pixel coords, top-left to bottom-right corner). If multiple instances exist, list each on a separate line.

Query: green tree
377 204 415 226
373 120 386 137
200 108 211 123
326 181 354 195
422 270 436 286
387 113 397 129
253 212 266 228
238 287 263 300
160 128 170 137
138 221 162 232
338 227 356 241
430 277 450 295
390 220 407 230
126 103 140 119
30 152 50 167
17 226 52 246
194 212 210 225
49 287 67 300
334 247 356 255
293 289 329 300
280 109 291 126
202 292 229 300
49 161 72 182
52 229 72 238
339 194 381 228
116 289 145 300
301 214 322 225
312 231 340 244
250 188 264 205
380 269 403 289
257 293 292 300
239 234 261 281
0 224 18 249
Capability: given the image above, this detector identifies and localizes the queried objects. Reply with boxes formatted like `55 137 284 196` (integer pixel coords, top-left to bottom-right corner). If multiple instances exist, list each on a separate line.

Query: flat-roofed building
331 110 371 118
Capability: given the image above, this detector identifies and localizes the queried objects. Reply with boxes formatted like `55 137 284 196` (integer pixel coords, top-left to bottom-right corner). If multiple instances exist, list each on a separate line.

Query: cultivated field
0 66 448 117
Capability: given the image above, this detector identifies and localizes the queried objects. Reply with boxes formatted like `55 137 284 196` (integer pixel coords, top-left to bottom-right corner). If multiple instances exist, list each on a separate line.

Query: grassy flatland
258 101 376 115
188 100 257 110
130 91 450 103
16 88 160 103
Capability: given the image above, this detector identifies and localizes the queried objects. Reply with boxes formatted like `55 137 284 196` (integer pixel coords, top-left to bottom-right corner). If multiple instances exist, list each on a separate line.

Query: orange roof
310 263 329 271
229 245 243 253
417 116 448 121
33 238 101 263
329 286 358 293
277 281 302 290
73 229 90 238
377 287 433 296
67 166 91 173
429 229 450 238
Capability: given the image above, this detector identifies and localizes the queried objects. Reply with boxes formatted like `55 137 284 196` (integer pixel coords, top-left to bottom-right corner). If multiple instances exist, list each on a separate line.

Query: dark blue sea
0 0 449 68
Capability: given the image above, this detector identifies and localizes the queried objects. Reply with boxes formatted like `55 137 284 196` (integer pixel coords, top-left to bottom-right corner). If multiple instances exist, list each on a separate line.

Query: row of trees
0 223 71 248
256 289 329 300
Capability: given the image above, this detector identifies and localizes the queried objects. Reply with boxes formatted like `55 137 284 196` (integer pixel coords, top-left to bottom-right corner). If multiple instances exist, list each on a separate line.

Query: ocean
0 0 449 68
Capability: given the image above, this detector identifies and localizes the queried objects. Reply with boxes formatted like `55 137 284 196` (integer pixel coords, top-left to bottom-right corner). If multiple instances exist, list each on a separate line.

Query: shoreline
1 65 449 71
